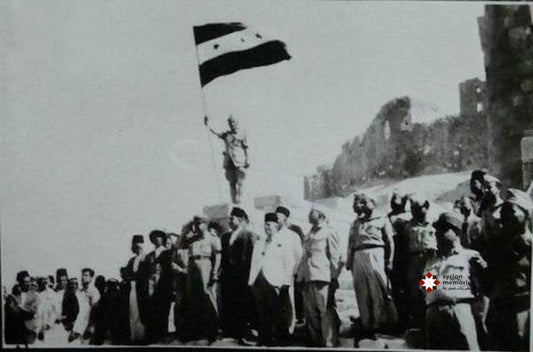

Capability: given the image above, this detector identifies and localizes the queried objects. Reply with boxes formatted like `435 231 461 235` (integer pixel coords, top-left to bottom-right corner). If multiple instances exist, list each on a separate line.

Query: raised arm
204 116 223 138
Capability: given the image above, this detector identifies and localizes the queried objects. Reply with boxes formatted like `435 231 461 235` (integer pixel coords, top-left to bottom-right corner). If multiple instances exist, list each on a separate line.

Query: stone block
254 195 282 211
203 203 230 219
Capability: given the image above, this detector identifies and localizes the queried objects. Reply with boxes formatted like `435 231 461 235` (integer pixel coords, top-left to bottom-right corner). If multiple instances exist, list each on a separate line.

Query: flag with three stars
193 22 291 86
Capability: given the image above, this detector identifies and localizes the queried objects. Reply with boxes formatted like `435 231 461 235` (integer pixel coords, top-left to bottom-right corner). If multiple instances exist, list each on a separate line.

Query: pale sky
1 0 485 285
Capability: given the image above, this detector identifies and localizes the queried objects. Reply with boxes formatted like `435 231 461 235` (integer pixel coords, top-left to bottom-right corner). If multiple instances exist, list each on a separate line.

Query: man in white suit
275 206 303 334
249 213 297 346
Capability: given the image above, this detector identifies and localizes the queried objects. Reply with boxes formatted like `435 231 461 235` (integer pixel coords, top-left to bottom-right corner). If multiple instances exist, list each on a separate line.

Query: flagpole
193 40 224 204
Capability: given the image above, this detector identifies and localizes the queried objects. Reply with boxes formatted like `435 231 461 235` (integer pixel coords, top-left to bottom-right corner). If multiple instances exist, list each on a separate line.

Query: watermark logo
419 272 440 293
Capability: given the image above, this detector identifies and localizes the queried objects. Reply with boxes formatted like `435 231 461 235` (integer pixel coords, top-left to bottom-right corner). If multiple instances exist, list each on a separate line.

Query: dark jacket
221 228 256 283
62 290 79 332
145 249 174 303
124 255 151 324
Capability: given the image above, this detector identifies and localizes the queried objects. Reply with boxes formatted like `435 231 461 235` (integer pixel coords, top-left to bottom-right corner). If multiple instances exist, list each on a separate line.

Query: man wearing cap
347 193 397 344
424 212 487 350
220 207 257 343
275 205 304 333
249 213 296 346
387 191 411 331
404 194 437 329
486 189 531 351
297 205 342 347
276 206 304 241
185 216 222 342
205 115 249 204
145 229 173 343
124 235 150 343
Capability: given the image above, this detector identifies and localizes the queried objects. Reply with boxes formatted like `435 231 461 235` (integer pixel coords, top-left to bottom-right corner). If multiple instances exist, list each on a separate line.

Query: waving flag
193 22 291 86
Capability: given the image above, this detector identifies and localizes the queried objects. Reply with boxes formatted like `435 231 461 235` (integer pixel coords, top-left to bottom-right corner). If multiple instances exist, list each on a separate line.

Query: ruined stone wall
304 93 489 201
460 78 487 116
479 5 533 188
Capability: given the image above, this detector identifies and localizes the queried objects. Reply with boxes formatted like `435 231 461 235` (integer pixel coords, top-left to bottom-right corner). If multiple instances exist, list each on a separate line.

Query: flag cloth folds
193 22 291 86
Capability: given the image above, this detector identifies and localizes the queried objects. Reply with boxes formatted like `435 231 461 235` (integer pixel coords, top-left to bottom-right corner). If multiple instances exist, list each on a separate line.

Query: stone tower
478 5 533 188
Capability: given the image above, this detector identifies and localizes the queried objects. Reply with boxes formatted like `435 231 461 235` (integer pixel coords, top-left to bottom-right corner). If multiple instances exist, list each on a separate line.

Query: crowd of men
3 170 531 350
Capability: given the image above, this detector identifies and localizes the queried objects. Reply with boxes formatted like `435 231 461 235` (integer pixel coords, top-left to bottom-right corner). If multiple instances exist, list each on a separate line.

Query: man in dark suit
144 230 173 343
220 207 257 344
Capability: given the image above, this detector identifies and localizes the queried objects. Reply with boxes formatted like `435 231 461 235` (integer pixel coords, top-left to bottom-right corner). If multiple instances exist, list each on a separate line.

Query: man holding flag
193 21 290 204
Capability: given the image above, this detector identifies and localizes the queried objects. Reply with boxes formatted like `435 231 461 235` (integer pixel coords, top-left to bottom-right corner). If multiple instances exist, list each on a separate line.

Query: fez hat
433 212 463 232
275 206 290 218
149 229 168 245
230 207 248 220
131 234 144 246
208 221 223 234
16 270 30 283
265 212 279 223
56 268 68 279
505 188 533 214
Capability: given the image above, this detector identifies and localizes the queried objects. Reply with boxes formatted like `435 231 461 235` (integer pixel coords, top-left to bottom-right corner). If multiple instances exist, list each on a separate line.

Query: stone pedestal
203 203 231 233
254 195 283 212
521 129 533 188
203 203 230 219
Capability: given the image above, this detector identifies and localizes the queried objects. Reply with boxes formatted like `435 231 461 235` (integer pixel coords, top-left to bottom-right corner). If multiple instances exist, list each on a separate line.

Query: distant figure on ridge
204 115 250 204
